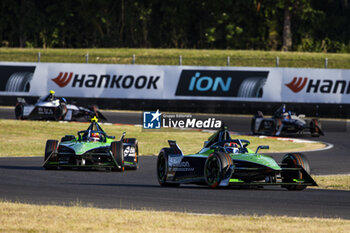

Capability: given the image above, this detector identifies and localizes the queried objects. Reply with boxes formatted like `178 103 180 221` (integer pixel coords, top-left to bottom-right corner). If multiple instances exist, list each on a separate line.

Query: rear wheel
310 119 323 137
15 103 24 120
90 105 99 116
281 153 310 191
251 117 256 134
43 140 59 170
54 104 67 121
157 148 180 187
204 152 232 188
111 141 124 171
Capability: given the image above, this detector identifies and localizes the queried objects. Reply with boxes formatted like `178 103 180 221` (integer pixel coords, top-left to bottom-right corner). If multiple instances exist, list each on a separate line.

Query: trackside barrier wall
0 62 350 117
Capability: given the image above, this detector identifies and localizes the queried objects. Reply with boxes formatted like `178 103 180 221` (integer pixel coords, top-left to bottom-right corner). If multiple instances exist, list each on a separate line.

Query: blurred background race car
251 104 324 137
14 90 106 121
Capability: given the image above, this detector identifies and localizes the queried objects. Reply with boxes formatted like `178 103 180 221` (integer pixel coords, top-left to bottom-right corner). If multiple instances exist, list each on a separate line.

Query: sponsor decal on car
38 107 54 115
168 157 194 172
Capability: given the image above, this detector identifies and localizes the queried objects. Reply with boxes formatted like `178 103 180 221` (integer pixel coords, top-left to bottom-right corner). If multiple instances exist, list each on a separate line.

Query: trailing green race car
157 126 317 190
43 117 138 171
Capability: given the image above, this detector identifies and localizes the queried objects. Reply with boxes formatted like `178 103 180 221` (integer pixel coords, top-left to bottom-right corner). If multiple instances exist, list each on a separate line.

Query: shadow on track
66 182 286 192
0 165 42 171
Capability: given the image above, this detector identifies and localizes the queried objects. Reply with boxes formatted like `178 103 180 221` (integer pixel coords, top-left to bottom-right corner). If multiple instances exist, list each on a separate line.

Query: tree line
0 0 349 52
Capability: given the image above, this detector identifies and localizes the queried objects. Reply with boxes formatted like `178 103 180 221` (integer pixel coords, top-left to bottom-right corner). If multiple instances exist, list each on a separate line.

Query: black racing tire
204 152 232 188
281 153 311 191
90 105 99 116
5 72 33 92
310 119 323 137
54 104 67 121
157 148 180 187
251 117 257 134
237 77 266 98
15 103 24 120
258 119 276 136
44 140 59 170
111 141 124 172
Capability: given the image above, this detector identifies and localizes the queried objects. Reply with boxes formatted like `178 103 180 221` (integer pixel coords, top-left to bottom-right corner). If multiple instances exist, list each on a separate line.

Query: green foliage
0 0 349 52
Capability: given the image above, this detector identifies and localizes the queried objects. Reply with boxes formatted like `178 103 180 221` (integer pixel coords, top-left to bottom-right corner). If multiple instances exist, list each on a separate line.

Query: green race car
157 126 317 190
43 117 138 171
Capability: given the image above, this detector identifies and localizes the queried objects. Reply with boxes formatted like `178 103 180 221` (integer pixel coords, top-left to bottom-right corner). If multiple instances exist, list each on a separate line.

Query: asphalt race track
1 108 350 219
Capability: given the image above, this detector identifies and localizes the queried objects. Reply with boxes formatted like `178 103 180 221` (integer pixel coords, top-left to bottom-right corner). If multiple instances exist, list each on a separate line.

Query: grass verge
0 201 349 233
313 175 350 191
1 119 325 157
1 48 350 68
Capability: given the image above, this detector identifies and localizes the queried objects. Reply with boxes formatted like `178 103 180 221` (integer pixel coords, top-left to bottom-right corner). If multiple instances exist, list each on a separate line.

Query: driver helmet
49 90 55 97
90 132 100 142
224 142 239 154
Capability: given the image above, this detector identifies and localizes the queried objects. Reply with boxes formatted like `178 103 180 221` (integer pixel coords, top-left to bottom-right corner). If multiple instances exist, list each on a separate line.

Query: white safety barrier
0 62 350 104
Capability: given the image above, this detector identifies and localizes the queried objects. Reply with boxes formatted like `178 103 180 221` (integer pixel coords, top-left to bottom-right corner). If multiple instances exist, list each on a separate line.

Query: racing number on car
38 107 54 115
262 120 274 129
123 146 135 157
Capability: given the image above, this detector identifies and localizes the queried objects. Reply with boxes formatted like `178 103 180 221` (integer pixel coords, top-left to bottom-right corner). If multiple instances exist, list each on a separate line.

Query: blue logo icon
143 110 162 129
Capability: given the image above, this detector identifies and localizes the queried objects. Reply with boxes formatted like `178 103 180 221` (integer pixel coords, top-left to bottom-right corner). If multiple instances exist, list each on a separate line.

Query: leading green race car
157 126 317 190
43 117 138 171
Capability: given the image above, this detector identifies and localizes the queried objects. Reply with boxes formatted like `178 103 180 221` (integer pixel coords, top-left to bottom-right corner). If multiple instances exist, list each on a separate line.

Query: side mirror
210 145 220 150
256 145 269 154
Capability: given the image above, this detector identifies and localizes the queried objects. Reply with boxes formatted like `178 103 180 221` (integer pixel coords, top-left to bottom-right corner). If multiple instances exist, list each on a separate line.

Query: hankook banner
0 62 349 104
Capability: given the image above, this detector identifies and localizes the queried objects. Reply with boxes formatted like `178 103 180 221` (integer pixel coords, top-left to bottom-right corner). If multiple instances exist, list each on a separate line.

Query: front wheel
281 153 310 191
157 148 179 187
43 140 59 170
310 119 323 137
111 141 124 172
15 103 24 120
204 152 232 188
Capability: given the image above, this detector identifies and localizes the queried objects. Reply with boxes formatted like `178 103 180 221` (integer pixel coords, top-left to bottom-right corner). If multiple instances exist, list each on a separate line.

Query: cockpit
77 117 112 143
204 126 250 154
